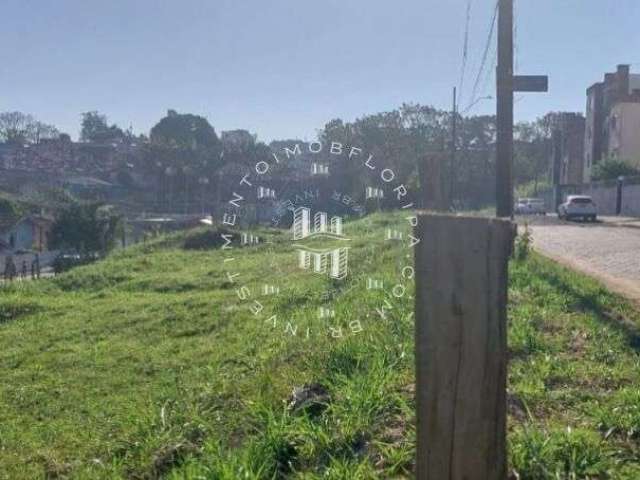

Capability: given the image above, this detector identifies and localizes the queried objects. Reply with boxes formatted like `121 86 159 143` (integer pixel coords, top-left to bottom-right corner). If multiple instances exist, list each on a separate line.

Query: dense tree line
313 105 554 209
0 111 59 145
1 105 557 210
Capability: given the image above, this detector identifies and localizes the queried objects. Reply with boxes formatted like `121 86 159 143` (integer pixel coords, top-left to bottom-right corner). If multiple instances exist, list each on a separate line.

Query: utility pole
450 87 457 208
496 0 514 218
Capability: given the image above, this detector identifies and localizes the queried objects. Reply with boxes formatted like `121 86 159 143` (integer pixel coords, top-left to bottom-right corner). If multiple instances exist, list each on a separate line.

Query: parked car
557 195 597 222
515 198 547 215
52 251 97 274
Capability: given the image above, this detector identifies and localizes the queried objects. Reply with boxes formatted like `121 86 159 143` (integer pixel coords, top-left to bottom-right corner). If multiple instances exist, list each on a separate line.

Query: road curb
534 247 640 308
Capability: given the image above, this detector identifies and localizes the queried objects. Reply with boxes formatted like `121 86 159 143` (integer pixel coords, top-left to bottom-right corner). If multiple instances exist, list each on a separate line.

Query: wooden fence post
414 213 514 480
421 153 449 211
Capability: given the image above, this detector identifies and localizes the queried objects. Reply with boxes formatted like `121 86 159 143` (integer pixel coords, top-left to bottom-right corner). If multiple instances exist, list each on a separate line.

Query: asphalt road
521 215 640 304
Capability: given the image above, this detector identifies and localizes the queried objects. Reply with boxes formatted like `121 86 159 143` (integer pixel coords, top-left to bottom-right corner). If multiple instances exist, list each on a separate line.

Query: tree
150 109 220 151
592 158 640 181
0 111 60 144
0 196 22 225
513 115 554 192
145 110 223 212
80 111 125 143
31 121 59 144
316 106 448 207
0 111 34 144
220 129 256 153
49 203 123 253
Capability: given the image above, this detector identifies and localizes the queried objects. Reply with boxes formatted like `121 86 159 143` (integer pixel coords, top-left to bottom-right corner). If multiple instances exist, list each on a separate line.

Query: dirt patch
508 392 529 422
287 383 331 416
149 442 199 479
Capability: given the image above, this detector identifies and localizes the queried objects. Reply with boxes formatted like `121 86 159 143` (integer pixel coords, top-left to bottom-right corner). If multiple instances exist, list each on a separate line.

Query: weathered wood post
421 153 449 211
415 213 514 480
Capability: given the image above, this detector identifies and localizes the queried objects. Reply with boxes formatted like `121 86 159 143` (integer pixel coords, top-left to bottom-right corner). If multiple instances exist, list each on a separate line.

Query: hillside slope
1 213 640 479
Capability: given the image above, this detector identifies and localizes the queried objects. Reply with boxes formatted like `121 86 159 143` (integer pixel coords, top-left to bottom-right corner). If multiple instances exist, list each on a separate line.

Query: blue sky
1 0 639 142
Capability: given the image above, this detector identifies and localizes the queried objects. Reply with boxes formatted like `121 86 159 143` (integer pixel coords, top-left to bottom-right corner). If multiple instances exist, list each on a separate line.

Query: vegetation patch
1 214 639 478
182 226 233 250
0 297 43 324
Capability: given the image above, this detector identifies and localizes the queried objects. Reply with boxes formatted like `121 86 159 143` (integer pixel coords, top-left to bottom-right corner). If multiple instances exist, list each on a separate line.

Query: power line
514 0 519 74
458 0 474 107
462 30 497 116
466 0 499 112
479 44 497 102
513 1 524 105
460 94 493 115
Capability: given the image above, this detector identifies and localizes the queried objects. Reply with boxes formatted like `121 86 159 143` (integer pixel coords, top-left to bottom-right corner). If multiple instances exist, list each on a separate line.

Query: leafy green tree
316 105 450 208
514 116 553 191
145 110 224 211
50 203 122 253
0 197 22 225
150 110 220 151
592 158 640 181
80 111 125 143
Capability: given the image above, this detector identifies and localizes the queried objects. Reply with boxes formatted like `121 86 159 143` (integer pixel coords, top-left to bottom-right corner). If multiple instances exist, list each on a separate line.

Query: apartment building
584 64 640 181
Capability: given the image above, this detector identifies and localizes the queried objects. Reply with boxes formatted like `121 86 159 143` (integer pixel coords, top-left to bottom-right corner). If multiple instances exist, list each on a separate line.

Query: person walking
21 260 27 280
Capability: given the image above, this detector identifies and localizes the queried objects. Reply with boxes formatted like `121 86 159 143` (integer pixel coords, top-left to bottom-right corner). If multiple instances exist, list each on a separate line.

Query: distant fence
540 176 640 217
0 250 58 272
583 176 640 216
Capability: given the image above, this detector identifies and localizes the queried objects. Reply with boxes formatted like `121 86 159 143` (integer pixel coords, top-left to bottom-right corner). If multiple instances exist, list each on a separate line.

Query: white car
558 195 597 222
515 198 547 215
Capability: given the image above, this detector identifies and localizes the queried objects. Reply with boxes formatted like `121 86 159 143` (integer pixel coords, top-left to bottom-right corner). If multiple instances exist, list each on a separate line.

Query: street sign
514 75 548 93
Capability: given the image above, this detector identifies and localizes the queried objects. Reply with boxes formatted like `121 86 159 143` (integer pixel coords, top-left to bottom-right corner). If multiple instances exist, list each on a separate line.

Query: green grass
1 212 639 479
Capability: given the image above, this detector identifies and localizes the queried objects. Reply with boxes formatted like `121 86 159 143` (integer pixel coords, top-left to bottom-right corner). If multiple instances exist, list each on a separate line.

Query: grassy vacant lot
1 213 640 479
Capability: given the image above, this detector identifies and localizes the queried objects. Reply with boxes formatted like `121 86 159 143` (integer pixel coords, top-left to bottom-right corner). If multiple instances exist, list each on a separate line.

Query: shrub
591 158 639 181
514 225 533 261
0 196 22 222
50 203 123 254
183 227 233 250
52 253 99 274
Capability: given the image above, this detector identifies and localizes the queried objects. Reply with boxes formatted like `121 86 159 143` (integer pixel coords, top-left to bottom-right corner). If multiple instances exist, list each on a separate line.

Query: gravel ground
519 215 640 304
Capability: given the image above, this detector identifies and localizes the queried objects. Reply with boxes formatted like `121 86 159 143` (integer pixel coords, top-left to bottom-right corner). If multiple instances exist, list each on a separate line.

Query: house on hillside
63 176 124 200
0 215 53 252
